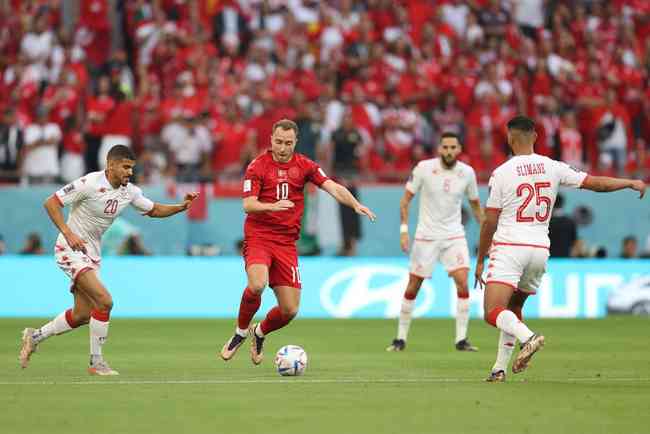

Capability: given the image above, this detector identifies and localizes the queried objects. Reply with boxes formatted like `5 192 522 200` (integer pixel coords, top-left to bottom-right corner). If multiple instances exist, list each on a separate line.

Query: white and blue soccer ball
274 345 308 376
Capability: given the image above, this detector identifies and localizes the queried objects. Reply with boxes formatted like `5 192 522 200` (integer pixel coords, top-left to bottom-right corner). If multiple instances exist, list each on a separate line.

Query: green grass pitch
1 317 649 434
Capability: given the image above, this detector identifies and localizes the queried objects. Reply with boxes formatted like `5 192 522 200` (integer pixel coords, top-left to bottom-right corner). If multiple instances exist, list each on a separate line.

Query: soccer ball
274 345 308 376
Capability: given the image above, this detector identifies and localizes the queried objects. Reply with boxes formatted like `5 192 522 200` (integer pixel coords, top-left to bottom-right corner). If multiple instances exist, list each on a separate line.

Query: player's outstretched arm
321 180 376 221
474 208 500 289
146 192 200 218
581 176 646 198
43 195 87 253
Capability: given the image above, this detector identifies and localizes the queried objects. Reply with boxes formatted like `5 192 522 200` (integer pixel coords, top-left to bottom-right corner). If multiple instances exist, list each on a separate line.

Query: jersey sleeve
53 176 93 207
307 159 329 187
130 185 155 215
555 161 588 188
485 174 503 210
465 167 480 201
242 161 263 198
405 163 423 194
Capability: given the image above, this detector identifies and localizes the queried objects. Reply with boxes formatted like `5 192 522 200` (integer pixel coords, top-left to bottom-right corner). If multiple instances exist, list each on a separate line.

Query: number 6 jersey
486 154 588 248
242 150 329 243
53 171 154 261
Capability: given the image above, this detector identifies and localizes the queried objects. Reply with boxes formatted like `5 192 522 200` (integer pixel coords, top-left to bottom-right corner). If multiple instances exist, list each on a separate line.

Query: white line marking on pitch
1 377 649 385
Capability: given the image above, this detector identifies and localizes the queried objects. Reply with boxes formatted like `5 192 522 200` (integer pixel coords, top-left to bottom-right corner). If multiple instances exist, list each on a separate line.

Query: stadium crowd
1 0 650 185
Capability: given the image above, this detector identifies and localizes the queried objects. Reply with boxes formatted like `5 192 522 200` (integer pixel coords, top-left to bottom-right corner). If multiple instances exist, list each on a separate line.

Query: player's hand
630 180 646 199
400 233 409 253
63 231 87 254
269 200 295 212
355 204 376 222
182 191 200 210
474 261 485 290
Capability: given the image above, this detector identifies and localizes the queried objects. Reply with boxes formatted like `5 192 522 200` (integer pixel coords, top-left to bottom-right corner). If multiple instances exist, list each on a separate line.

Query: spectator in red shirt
212 103 253 180
84 75 115 172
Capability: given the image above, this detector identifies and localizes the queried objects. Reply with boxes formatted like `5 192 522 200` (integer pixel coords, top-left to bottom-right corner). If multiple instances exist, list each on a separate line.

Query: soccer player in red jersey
220 119 376 364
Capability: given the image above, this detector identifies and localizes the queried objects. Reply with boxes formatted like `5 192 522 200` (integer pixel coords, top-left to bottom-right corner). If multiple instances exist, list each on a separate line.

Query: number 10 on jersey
276 182 289 200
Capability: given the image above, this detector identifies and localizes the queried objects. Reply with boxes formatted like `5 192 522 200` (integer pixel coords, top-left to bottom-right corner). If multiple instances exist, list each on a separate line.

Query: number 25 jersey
486 154 588 248
242 150 329 243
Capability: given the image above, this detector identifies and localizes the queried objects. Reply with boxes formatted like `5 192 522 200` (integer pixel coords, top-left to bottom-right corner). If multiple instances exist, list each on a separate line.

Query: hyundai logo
320 266 434 318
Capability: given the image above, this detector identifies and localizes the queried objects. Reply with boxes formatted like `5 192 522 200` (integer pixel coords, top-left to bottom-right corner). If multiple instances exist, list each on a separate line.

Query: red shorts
243 239 301 289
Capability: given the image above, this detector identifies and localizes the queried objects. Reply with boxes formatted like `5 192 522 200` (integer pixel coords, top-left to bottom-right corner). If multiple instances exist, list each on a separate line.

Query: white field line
1 377 649 386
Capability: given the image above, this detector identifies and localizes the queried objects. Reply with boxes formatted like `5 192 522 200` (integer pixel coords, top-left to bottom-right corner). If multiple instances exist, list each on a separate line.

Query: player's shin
487 307 534 343
259 306 293 336
89 309 110 363
492 331 516 372
32 309 80 344
237 287 262 336
397 291 416 341
455 293 470 344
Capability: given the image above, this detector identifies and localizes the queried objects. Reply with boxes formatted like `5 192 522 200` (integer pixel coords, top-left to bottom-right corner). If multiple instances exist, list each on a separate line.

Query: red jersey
243 151 329 243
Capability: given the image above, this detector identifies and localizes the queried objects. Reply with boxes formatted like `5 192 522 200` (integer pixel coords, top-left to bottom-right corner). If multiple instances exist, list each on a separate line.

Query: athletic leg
221 242 271 361
387 274 424 351
19 289 92 369
487 291 528 381
388 239 436 351
75 270 118 375
449 268 477 351
249 244 301 365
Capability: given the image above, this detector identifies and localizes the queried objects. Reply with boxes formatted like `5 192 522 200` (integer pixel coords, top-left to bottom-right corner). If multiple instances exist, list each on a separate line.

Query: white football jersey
53 171 154 261
486 154 587 247
406 158 479 240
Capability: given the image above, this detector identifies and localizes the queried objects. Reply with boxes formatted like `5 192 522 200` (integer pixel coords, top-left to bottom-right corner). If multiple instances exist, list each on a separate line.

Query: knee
73 312 91 325
248 279 267 293
96 294 113 312
280 305 299 320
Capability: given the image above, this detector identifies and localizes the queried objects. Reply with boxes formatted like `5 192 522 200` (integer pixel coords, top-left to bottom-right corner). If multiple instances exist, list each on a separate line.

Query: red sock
237 288 261 330
260 306 292 335
65 308 81 328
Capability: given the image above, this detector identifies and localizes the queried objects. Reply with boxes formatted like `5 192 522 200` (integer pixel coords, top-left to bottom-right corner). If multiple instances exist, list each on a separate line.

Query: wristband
399 224 408 234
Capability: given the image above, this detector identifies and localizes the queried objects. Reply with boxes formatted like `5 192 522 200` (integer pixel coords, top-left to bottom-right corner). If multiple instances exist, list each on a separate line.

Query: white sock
89 317 109 359
455 297 470 343
496 310 534 343
492 331 516 372
235 327 248 337
397 297 415 341
32 311 74 344
254 324 265 338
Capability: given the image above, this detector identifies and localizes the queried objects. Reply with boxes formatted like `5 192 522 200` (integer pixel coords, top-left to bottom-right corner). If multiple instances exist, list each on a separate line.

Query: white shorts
54 244 100 289
409 237 470 278
486 243 550 294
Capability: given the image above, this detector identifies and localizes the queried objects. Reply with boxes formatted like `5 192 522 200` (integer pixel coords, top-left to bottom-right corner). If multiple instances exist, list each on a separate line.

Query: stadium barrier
0 185 648 257
2 256 646 318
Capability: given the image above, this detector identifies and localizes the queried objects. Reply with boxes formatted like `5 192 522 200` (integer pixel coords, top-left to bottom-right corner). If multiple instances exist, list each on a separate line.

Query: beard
441 155 457 168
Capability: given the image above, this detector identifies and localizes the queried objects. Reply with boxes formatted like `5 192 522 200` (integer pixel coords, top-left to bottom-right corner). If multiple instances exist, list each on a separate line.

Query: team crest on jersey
98 187 107 193
288 167 300 180
63 184 75 194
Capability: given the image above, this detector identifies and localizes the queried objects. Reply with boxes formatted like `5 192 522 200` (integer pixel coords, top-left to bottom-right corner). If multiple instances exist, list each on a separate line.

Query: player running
386 132 484 353
476 116 646 382
220 119 376 365
19 145 199 375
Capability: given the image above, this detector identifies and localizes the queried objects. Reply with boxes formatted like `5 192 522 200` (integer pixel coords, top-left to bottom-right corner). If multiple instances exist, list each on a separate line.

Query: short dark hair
623 235 637 244
440 132 461 144
507 115 536 132
107 145 136 161
272 119 299 136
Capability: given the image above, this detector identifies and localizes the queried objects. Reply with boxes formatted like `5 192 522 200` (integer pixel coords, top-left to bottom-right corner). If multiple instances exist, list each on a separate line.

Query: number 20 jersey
242 150 329 244
53 171 154 261
486 154 588 248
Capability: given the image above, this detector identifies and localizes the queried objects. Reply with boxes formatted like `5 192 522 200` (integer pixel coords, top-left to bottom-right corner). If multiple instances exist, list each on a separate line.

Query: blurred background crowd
1 0 650 187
